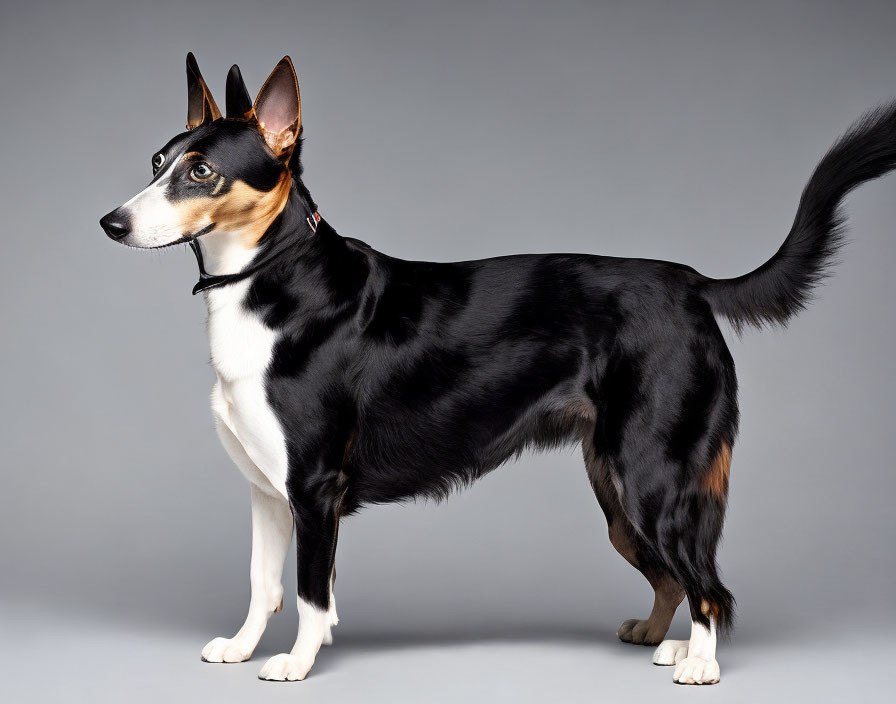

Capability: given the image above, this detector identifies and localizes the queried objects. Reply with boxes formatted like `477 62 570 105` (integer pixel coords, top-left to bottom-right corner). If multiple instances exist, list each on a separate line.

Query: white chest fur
206 279 290 498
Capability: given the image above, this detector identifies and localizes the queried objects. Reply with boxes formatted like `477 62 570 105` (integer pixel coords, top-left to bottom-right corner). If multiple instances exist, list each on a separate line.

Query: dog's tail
700 101 896 332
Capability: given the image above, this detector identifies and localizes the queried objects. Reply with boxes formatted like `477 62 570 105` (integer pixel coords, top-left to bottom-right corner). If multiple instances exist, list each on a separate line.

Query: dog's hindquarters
583 297 738 681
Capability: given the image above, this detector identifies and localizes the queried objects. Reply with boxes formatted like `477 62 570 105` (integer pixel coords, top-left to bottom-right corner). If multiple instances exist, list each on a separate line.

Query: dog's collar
190 211 321 295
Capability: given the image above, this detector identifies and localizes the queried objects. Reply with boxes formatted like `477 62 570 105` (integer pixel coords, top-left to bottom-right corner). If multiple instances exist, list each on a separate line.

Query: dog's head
100 54 302 250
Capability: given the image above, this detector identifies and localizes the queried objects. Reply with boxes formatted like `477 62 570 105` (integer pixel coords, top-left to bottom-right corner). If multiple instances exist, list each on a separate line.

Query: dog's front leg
201 483 294 663
258 476 341 682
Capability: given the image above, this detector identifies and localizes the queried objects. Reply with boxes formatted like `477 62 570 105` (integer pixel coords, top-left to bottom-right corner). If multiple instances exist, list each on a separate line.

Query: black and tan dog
100 54 896 684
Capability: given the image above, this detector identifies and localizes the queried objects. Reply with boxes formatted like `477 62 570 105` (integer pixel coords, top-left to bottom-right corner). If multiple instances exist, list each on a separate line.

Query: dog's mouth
106 222 216 251
145 223 217 250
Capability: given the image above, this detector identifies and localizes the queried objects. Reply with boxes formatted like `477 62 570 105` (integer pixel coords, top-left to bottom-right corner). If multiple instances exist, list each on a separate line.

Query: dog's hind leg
662 452 732 685
646 436 733 684
584 440 684 646
589 326 737 684
601 440 732 685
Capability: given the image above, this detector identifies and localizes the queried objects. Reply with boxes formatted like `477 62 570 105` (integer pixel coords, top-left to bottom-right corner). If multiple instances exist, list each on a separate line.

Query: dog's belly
207 280 289 498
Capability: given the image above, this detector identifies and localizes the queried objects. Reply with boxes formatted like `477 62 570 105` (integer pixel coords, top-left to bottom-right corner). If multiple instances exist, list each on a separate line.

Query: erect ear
186 52 221 130
252 56 301 159
225 64 252 119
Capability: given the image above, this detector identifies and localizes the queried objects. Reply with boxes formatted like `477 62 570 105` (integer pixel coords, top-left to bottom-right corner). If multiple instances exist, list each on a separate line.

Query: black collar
190 211 321 295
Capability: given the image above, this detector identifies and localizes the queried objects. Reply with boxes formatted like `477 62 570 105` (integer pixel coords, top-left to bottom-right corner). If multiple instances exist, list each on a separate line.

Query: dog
100 53 896 685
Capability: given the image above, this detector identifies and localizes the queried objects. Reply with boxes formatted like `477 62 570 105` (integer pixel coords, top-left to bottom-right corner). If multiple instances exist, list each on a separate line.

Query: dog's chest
205 280 290 496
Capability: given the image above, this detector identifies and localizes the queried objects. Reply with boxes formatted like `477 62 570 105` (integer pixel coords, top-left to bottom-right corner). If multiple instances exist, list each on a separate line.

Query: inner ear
226 64 252 119
253 56 301 158
186 52 221 130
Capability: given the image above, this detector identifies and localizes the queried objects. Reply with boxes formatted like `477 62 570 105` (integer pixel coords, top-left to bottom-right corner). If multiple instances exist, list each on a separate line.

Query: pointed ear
225 64 252 119
252 56 301 159
186 52 221 130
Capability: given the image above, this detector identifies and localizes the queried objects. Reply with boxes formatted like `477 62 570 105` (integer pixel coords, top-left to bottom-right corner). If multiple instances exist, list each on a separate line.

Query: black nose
100 210 131 240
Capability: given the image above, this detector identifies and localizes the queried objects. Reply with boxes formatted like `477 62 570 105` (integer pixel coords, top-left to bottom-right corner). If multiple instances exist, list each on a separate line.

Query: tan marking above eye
182 152 215 178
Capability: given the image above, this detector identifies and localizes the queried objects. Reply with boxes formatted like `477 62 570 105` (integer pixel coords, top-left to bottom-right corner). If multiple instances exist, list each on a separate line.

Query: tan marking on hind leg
701 442 731 499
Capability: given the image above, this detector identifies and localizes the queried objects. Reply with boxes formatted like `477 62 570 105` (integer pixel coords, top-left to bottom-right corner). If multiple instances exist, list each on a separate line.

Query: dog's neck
197 229 258 277
191 181 319 295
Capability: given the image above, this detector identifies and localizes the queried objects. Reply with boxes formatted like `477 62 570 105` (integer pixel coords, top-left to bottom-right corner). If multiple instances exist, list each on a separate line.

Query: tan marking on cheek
171 173 291 245
701 442 731 499
211 177 226 195
173 196 217 235
210 172 292 247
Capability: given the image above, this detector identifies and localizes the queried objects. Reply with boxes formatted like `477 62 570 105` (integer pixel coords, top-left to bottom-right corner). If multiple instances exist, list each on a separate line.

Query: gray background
1 1 895 701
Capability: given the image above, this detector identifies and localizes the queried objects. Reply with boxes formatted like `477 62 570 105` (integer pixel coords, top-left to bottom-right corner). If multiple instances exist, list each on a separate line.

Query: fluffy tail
701 101 896 331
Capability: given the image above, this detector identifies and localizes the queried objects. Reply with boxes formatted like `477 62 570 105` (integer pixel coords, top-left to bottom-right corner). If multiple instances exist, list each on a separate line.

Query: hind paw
652 639 689 666
617 618 666 646
673 655 720 685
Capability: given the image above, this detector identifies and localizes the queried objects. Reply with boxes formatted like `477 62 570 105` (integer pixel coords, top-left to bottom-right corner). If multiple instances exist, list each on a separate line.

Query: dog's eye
151 153 165 173
189 163 215 182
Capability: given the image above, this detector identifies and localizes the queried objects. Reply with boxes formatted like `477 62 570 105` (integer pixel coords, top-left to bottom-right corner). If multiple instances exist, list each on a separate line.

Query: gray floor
2 595 891 703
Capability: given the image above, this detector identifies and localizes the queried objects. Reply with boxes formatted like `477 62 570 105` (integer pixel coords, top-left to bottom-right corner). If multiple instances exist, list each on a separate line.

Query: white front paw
652 639 689 666
201 636 253 663
258 653 314 681
673 656 720 684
